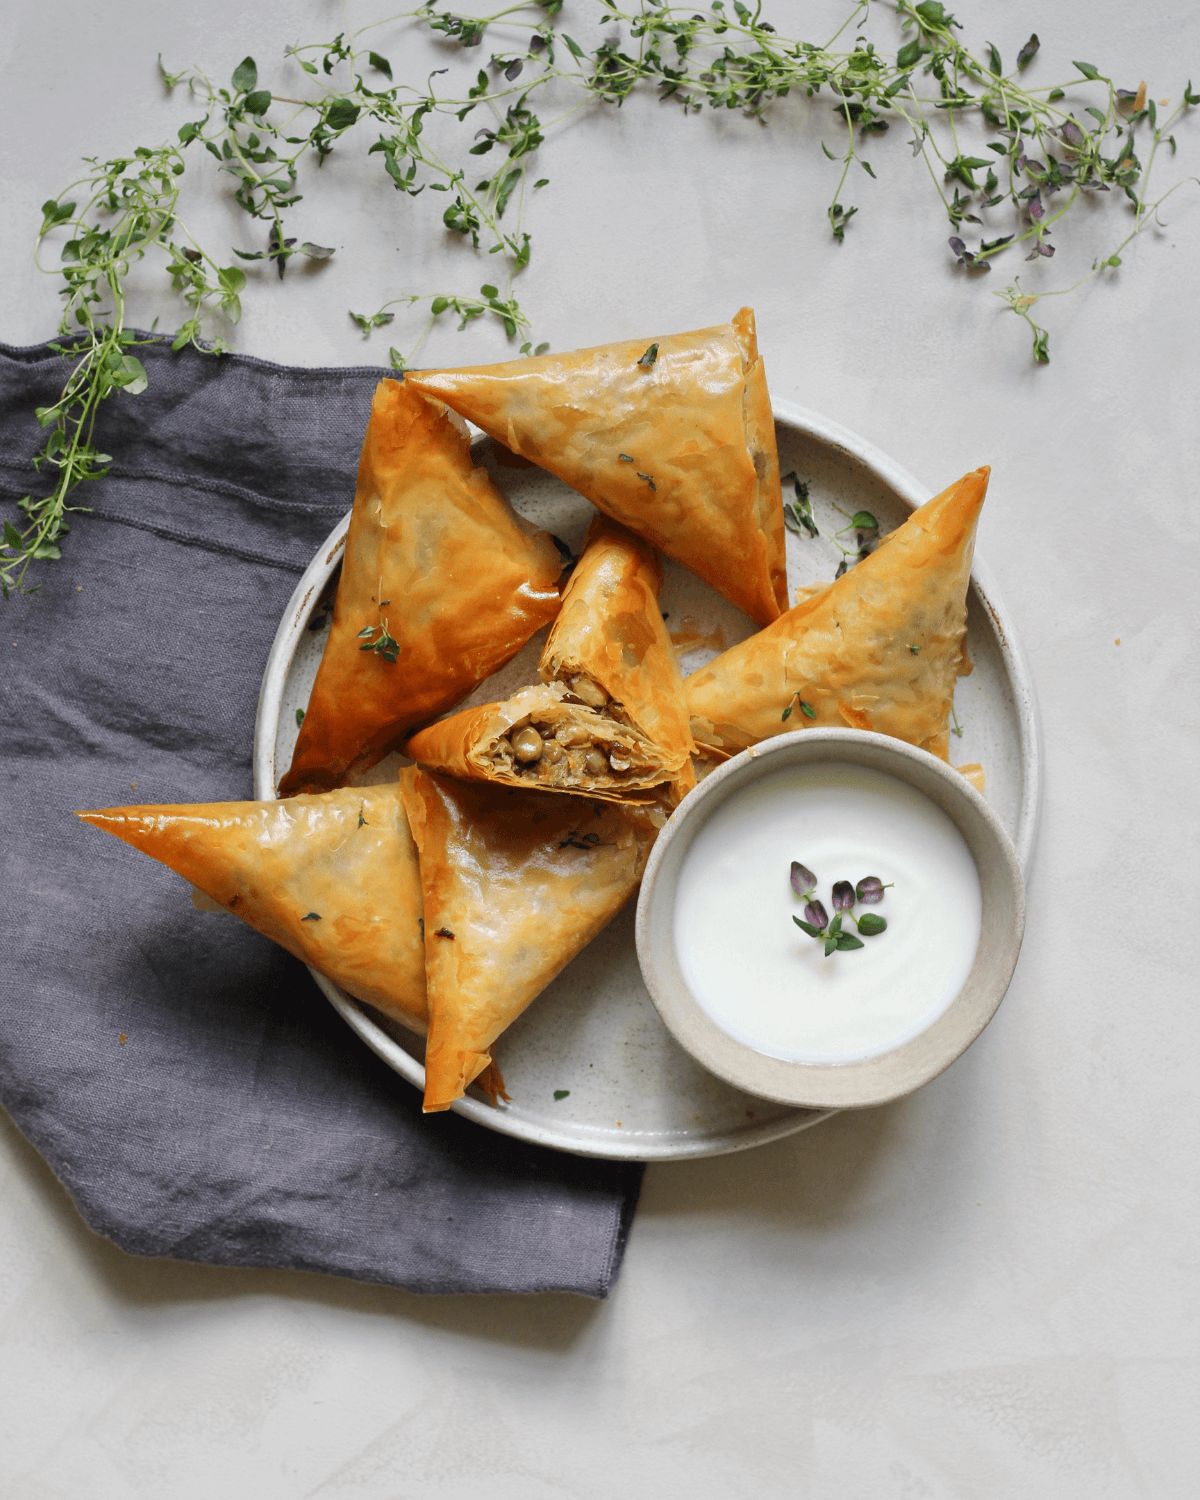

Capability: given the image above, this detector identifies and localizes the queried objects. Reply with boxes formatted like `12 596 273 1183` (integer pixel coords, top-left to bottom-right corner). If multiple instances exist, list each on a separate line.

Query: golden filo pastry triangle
406 515 696 805
77 785 428 1033
541 514 696 803
279 377 563 795
400 767 655 1112
403 307 788 625
684 466 990 761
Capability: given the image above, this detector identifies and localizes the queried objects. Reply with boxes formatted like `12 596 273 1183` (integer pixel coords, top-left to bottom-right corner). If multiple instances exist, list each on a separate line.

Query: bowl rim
635 728 1026 1110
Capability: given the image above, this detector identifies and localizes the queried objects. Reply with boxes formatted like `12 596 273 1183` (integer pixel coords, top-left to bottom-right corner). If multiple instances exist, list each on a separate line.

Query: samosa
684 466 990 761
279 378 563 795
400 767 655 1112
77 785 428 1033
403 308 787 625
541 514 696 802
406 515 696 804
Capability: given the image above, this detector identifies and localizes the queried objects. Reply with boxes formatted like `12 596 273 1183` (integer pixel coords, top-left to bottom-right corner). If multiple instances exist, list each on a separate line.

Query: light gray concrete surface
2 2 1197 1495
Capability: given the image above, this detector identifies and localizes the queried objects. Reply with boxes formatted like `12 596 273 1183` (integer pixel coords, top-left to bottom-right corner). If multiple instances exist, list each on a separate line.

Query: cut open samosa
540 514 696 803
400 767 655 1112
77 785 428 1033
685 466 990 761
406 515 696 804
403 308 787 625
279 378 563 795
405 682 672 804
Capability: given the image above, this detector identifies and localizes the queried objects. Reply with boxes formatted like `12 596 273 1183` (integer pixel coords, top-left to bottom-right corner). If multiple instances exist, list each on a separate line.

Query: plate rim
252 400 1041 1161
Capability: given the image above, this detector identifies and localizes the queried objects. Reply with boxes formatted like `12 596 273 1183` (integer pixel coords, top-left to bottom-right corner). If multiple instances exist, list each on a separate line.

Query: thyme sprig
781 471 881 580
4 144 243 597
791 860 891 956
5 1 1195 595
782 691 817 723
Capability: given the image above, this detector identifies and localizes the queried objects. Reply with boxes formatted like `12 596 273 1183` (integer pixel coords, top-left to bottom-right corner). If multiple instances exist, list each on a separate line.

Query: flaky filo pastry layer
684 466 990 762
540 514 696 804
400 767 655 1113
77 785 428 1033
405 682 674 804
403 307 787 625
279 378 563 795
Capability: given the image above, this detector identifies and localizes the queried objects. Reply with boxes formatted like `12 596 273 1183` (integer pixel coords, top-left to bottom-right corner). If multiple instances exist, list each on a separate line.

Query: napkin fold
0 336 643 1297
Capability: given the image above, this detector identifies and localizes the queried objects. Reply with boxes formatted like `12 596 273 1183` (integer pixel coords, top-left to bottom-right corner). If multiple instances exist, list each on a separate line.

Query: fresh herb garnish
618 453 635 463
434 926 455 939
7 5 1195 594
855 875 892 904
357 804 367 828
553 1089 570 1100
782 693 818 723
781 472 819 539
831 880 856 911
357 621 399 662
357 577 400 662
790 863 891 955
357 612 399 665
781 474 883 578
301 911 321 922
793 898 830 937
636 472 657 491
295 707 305 727
790 860 817 899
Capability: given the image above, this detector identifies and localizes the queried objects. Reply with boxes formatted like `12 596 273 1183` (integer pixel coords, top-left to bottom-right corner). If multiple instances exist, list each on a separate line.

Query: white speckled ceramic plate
253 400 1041 1160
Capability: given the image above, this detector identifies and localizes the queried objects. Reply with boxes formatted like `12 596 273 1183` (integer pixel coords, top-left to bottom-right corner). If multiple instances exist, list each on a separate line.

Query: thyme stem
5 1 1195 595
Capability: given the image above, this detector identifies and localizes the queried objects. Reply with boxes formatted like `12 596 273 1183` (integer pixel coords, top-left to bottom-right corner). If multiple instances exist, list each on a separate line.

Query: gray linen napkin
0 336 643 1296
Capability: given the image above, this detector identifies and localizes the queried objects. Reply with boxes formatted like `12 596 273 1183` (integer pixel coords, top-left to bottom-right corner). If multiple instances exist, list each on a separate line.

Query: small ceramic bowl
635 729 1025 1110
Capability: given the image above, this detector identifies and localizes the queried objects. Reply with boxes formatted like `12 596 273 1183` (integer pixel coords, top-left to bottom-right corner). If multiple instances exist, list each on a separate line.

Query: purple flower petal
832 880 855 912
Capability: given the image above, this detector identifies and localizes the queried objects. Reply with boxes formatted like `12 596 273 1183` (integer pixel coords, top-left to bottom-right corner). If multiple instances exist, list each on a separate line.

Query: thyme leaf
790 860 817 898
782 692 818 722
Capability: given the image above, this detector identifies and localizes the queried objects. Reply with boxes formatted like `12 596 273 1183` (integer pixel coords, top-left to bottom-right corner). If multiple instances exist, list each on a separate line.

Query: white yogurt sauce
672 763 983 1063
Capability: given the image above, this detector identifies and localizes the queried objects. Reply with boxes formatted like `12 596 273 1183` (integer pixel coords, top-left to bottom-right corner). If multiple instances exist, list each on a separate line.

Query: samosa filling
487 675 656 787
